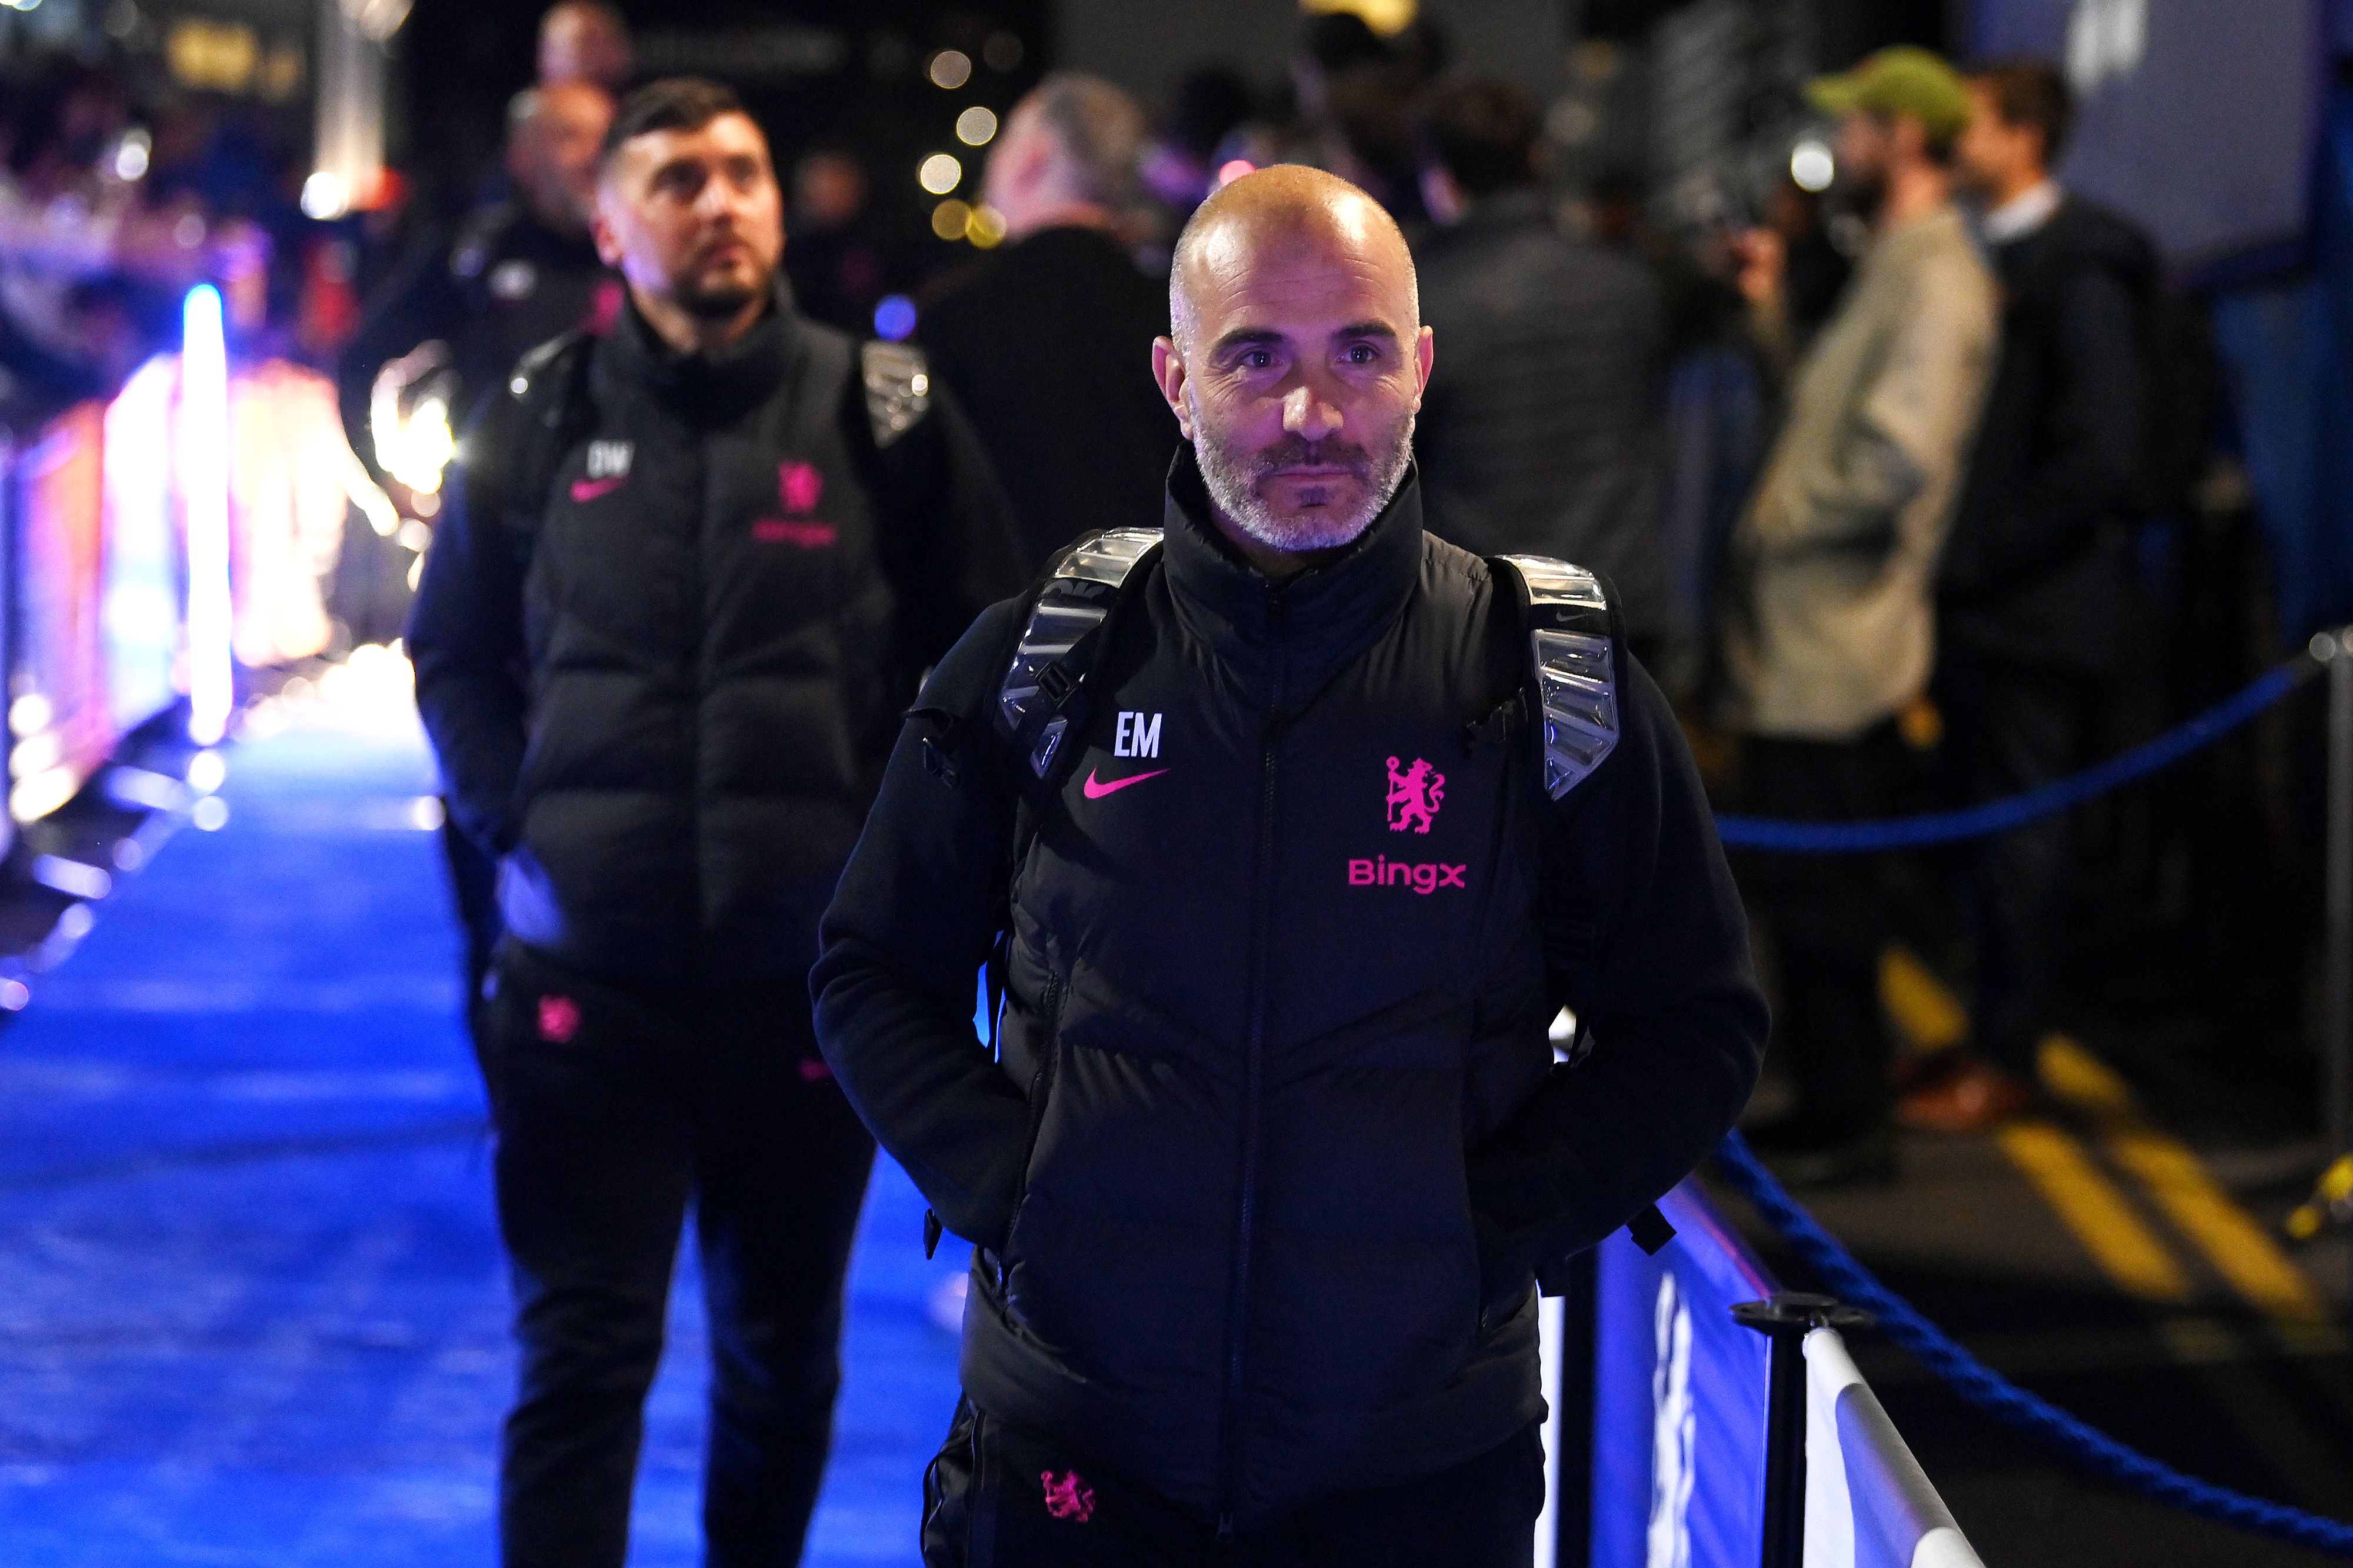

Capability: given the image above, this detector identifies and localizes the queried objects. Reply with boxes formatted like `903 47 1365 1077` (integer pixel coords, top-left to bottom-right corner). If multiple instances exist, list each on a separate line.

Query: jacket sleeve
812 598 1036 1249
865 378 1028 675
1464 648 1768 1277
406 395 530 859
1941 264 2142 598
1752 255 1994 554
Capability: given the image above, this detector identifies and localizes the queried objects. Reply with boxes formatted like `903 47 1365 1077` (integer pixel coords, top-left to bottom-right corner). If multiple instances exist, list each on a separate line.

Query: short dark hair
1973 58 2073 166
599 76 750 171
1419 78 1539 199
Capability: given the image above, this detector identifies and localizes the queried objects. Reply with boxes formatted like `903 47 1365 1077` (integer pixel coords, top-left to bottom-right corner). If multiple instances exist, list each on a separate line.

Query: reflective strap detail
998 528 1165 776
1057 527 1161 586
1499 554 1619 800
860 340 932 447
1507 552 1609 611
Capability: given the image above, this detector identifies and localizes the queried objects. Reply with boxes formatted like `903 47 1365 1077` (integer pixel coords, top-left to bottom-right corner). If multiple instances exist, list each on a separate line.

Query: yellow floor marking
2039 1038 2329 1325
1880 946 1968 1053
1994 1119 2194 1304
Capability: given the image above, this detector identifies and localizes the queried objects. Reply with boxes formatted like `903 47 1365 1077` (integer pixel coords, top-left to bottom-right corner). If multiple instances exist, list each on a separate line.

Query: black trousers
1742 728 1903 1136
921 1399 1545 1567
1938 655 2085 1077
481 942 876 1568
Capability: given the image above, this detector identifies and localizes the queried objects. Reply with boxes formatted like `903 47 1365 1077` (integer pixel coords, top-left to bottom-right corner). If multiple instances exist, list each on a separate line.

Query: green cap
1805 46 1974 142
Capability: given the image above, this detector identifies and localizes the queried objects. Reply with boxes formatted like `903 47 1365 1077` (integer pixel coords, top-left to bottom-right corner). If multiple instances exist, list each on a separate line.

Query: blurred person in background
338 79 616 1046
0 58 262 413
407 79 1021 1567
1138 66 1257 223
1411 77 1675 662
340 81 616 503
1722 48 1997 1183
1900 60 2155 1132
916 72 1181 570
538 0 635 95
782 147 903 335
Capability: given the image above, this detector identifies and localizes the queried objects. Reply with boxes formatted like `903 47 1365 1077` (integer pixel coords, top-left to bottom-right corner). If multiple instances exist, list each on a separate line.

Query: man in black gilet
408 79 1021 1568
814 165 1765 1564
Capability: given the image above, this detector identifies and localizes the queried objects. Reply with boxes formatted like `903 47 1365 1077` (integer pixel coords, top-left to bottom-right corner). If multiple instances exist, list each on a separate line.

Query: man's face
1830 109 1893 216
1154 212 1433 558
540 6 632 91
1954 82 2035 200
512 85 614 233
594 113 784 321
981 98 1047 216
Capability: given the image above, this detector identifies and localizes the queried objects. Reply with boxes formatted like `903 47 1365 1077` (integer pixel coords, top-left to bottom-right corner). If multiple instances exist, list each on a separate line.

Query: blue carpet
0 700 962 1565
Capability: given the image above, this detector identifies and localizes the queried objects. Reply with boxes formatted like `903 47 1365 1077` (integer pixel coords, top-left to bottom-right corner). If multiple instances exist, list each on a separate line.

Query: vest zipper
1215 588 1285 1539
998 969 1064 1290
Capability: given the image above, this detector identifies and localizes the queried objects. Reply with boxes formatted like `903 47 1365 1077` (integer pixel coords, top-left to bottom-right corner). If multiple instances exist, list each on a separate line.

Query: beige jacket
1723 205 1996 739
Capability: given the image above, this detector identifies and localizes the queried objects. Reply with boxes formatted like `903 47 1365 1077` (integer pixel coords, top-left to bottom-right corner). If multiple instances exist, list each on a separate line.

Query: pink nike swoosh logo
570 475 626 502
1082 768 1168 799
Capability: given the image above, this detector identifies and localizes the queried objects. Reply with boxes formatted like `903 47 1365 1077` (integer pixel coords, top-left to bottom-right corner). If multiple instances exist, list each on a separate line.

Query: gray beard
1188 396 1415 558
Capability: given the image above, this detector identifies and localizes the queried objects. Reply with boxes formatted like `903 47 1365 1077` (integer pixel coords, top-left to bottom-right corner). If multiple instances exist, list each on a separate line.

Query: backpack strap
1490 555 1673 1262
1492 554 1620 800
501 329 599 531
996 527 1164 785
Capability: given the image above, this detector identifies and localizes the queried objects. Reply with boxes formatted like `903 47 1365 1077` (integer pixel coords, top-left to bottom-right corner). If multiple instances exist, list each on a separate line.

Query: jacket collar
604 278 800 422
1158 443 1426 698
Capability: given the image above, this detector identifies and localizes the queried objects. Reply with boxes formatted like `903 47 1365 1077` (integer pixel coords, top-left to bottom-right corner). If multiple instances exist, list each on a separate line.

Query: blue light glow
181 286 234 746
873 295 918 342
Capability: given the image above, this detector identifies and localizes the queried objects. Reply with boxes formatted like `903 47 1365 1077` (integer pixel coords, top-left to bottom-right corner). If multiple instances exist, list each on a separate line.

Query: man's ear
590 195 622 270
1412 325 1434 407
1152 335 1193 439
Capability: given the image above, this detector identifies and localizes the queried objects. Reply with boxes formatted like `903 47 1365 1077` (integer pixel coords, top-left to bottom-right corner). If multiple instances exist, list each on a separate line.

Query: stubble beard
1188 395 1415 559
675 252 773 321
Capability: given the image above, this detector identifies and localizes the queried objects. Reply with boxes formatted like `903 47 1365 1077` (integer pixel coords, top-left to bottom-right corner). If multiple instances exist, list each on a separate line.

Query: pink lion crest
777 461 825 515
536 995 581 1044
1385 756 1445 835
1041 1469 1095 1522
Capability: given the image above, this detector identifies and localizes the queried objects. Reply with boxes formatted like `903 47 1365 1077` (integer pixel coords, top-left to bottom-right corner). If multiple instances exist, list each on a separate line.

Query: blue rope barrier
1712 1129 2353 1556
1714 657 2317 852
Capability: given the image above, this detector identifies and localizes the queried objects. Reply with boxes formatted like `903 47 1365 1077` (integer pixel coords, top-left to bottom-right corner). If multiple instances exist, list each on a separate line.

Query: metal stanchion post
1552 1252 1596 1568
2322 628 2353 1163
1734 1292 1874 1568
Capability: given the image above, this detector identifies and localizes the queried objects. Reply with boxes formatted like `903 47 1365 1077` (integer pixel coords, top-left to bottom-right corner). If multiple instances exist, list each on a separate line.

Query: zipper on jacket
1214 585 1285 1534
998 969 1065 1290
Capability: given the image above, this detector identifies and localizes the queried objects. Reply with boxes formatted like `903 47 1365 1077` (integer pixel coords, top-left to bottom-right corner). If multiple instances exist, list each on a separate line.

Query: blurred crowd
0 6 2259 1182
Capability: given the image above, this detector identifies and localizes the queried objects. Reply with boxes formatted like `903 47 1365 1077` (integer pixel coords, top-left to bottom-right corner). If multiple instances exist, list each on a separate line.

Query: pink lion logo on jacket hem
1041 1469 1095 1522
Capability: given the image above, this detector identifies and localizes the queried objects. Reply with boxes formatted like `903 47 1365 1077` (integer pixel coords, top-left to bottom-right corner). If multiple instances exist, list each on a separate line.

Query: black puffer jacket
409 289 1022 989
1938 197 2155 675
812 452 1765 1530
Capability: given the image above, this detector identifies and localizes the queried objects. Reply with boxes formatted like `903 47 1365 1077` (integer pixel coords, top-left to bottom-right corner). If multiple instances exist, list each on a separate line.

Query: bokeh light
872 295 918 341
927 49 972 89
966 204 1008 248
1217 159 1257 187
1790 139 1835 194
918 152 963 194
956 106 998 146
931 198 974 240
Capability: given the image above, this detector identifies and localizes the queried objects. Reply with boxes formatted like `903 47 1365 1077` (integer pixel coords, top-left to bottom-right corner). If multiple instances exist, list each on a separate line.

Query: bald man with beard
815 166 1764 1564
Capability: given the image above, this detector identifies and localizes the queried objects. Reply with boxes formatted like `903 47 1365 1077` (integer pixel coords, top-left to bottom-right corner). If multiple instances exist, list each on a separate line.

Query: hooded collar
603 278 801 423
1158 443 1426 698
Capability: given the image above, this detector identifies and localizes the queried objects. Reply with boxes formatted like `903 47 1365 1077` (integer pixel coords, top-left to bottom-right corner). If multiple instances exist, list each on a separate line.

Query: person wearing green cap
1721 45 1998 1184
